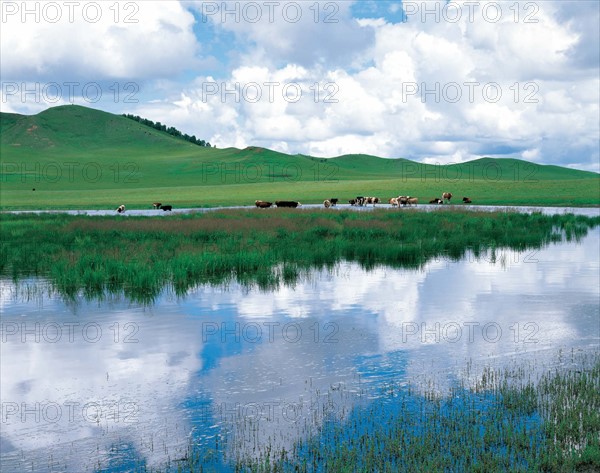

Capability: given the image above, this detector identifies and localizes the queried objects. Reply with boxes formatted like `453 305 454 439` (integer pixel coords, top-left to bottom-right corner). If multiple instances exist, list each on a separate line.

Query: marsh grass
1 208 598 302
125 350 600 473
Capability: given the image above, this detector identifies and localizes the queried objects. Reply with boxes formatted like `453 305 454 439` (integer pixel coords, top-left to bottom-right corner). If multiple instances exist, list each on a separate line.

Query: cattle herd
255 193 472 210
116 193 472 213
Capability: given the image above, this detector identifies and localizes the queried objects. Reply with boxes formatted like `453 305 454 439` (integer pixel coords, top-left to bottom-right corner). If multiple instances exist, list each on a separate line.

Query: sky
1 0 599 171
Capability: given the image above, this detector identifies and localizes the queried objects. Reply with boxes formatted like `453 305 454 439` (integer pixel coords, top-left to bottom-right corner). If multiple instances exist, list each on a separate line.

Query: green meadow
1 105 598 209
2 209 598 302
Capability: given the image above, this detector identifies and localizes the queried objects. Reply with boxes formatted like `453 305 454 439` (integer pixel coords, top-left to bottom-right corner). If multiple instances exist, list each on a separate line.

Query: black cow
275 201 301 208
462 197 472 204
161 205 173 211
429 198 443 204
330 198 338 206
116 204 126 213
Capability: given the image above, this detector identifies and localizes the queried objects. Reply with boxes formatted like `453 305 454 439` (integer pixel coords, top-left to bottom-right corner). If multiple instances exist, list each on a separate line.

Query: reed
2 209 598 302
131 350 600 472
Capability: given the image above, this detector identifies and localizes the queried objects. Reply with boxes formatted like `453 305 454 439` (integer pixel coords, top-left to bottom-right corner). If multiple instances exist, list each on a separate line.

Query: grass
1 105 598 209
107 350 600 473
2 208 598 303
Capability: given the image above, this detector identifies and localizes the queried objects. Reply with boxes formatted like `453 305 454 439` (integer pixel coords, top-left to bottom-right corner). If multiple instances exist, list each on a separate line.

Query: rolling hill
1 105 598 209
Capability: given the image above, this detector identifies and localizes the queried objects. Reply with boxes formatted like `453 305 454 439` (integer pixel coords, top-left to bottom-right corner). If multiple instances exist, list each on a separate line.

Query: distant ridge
1 104 598 183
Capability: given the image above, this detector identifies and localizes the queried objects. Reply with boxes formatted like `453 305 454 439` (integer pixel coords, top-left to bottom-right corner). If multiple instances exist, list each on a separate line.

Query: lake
1 226 599 472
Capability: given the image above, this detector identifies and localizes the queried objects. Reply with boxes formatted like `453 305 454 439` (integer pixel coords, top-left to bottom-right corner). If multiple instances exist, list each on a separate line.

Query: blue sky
1 1 598 171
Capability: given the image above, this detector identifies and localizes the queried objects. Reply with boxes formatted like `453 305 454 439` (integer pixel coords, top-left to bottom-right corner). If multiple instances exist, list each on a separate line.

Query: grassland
1 105 598 209
2 209 598 302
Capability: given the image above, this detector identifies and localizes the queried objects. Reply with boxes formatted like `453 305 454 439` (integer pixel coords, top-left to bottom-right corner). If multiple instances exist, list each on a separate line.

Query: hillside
0 105 598 209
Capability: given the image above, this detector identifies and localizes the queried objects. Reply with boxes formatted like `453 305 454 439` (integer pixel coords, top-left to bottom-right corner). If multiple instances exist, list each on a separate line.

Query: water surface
1 228 598 472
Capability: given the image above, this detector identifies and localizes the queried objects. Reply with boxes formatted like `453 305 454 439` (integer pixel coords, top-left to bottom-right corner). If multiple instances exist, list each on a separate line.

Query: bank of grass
1 208 598 302
132 350 600 473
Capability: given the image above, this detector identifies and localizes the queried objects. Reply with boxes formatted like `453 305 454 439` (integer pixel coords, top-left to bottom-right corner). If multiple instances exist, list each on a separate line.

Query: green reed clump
223 351 600 473
1 209 598 302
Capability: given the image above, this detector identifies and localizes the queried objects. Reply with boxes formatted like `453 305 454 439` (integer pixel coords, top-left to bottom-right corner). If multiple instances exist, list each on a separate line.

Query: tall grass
1 209 598 302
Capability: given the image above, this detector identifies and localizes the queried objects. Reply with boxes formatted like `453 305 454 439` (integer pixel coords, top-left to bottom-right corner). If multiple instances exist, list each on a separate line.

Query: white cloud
1 1 598 171
0 1 200 81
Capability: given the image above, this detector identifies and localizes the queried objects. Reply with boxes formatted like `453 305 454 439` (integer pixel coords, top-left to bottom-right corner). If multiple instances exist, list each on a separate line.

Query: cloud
0 1 201 81
1 1 598 171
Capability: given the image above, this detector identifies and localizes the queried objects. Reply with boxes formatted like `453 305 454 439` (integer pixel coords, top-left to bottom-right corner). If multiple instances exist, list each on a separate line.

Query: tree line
122 114 212 147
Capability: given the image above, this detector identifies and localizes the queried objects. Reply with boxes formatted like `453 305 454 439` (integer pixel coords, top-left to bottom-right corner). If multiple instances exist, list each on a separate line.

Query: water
6 204 600 217
1 228 598 472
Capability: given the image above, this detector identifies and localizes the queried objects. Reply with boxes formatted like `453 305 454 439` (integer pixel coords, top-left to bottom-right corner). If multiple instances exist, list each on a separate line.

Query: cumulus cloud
0 1 201 81
1 1 598 171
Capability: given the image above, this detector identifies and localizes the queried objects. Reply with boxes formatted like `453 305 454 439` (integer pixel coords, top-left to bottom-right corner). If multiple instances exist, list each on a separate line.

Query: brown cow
152 202 162 209
407 197 418 206
389 197 399 207
255 200 273 208
442 192 453 203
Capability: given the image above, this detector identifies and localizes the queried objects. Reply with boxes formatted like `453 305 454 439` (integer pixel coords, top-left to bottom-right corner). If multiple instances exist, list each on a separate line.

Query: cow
364 197 380 206
152 202 162 209
429 198 443 204
275 201 301 208
389 197 399 207
349 199 357 205
329 198 339 206
442 192 453 203
407 197 418 206
116 204 125 213
324 199 332 208
161 205 173 211
462 197 472 204
398 196 409 206
255 200 273 208
355 196 366 206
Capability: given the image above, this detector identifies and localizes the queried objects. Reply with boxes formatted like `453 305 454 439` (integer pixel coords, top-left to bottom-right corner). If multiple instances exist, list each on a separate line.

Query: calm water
1 228 599 472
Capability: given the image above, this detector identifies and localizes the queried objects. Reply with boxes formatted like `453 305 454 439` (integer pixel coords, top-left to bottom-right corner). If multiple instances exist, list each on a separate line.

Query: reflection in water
0 229 598 472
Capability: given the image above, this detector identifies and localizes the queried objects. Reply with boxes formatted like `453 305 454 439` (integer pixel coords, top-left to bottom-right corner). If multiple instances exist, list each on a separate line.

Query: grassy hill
1 105 598 209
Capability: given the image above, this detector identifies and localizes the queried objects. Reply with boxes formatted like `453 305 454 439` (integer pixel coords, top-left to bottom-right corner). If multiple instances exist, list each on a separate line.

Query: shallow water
0 228 598 472
5 204 600 217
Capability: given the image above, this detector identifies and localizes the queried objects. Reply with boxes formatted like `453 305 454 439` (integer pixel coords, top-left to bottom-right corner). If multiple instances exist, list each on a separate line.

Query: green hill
1 105 598 209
